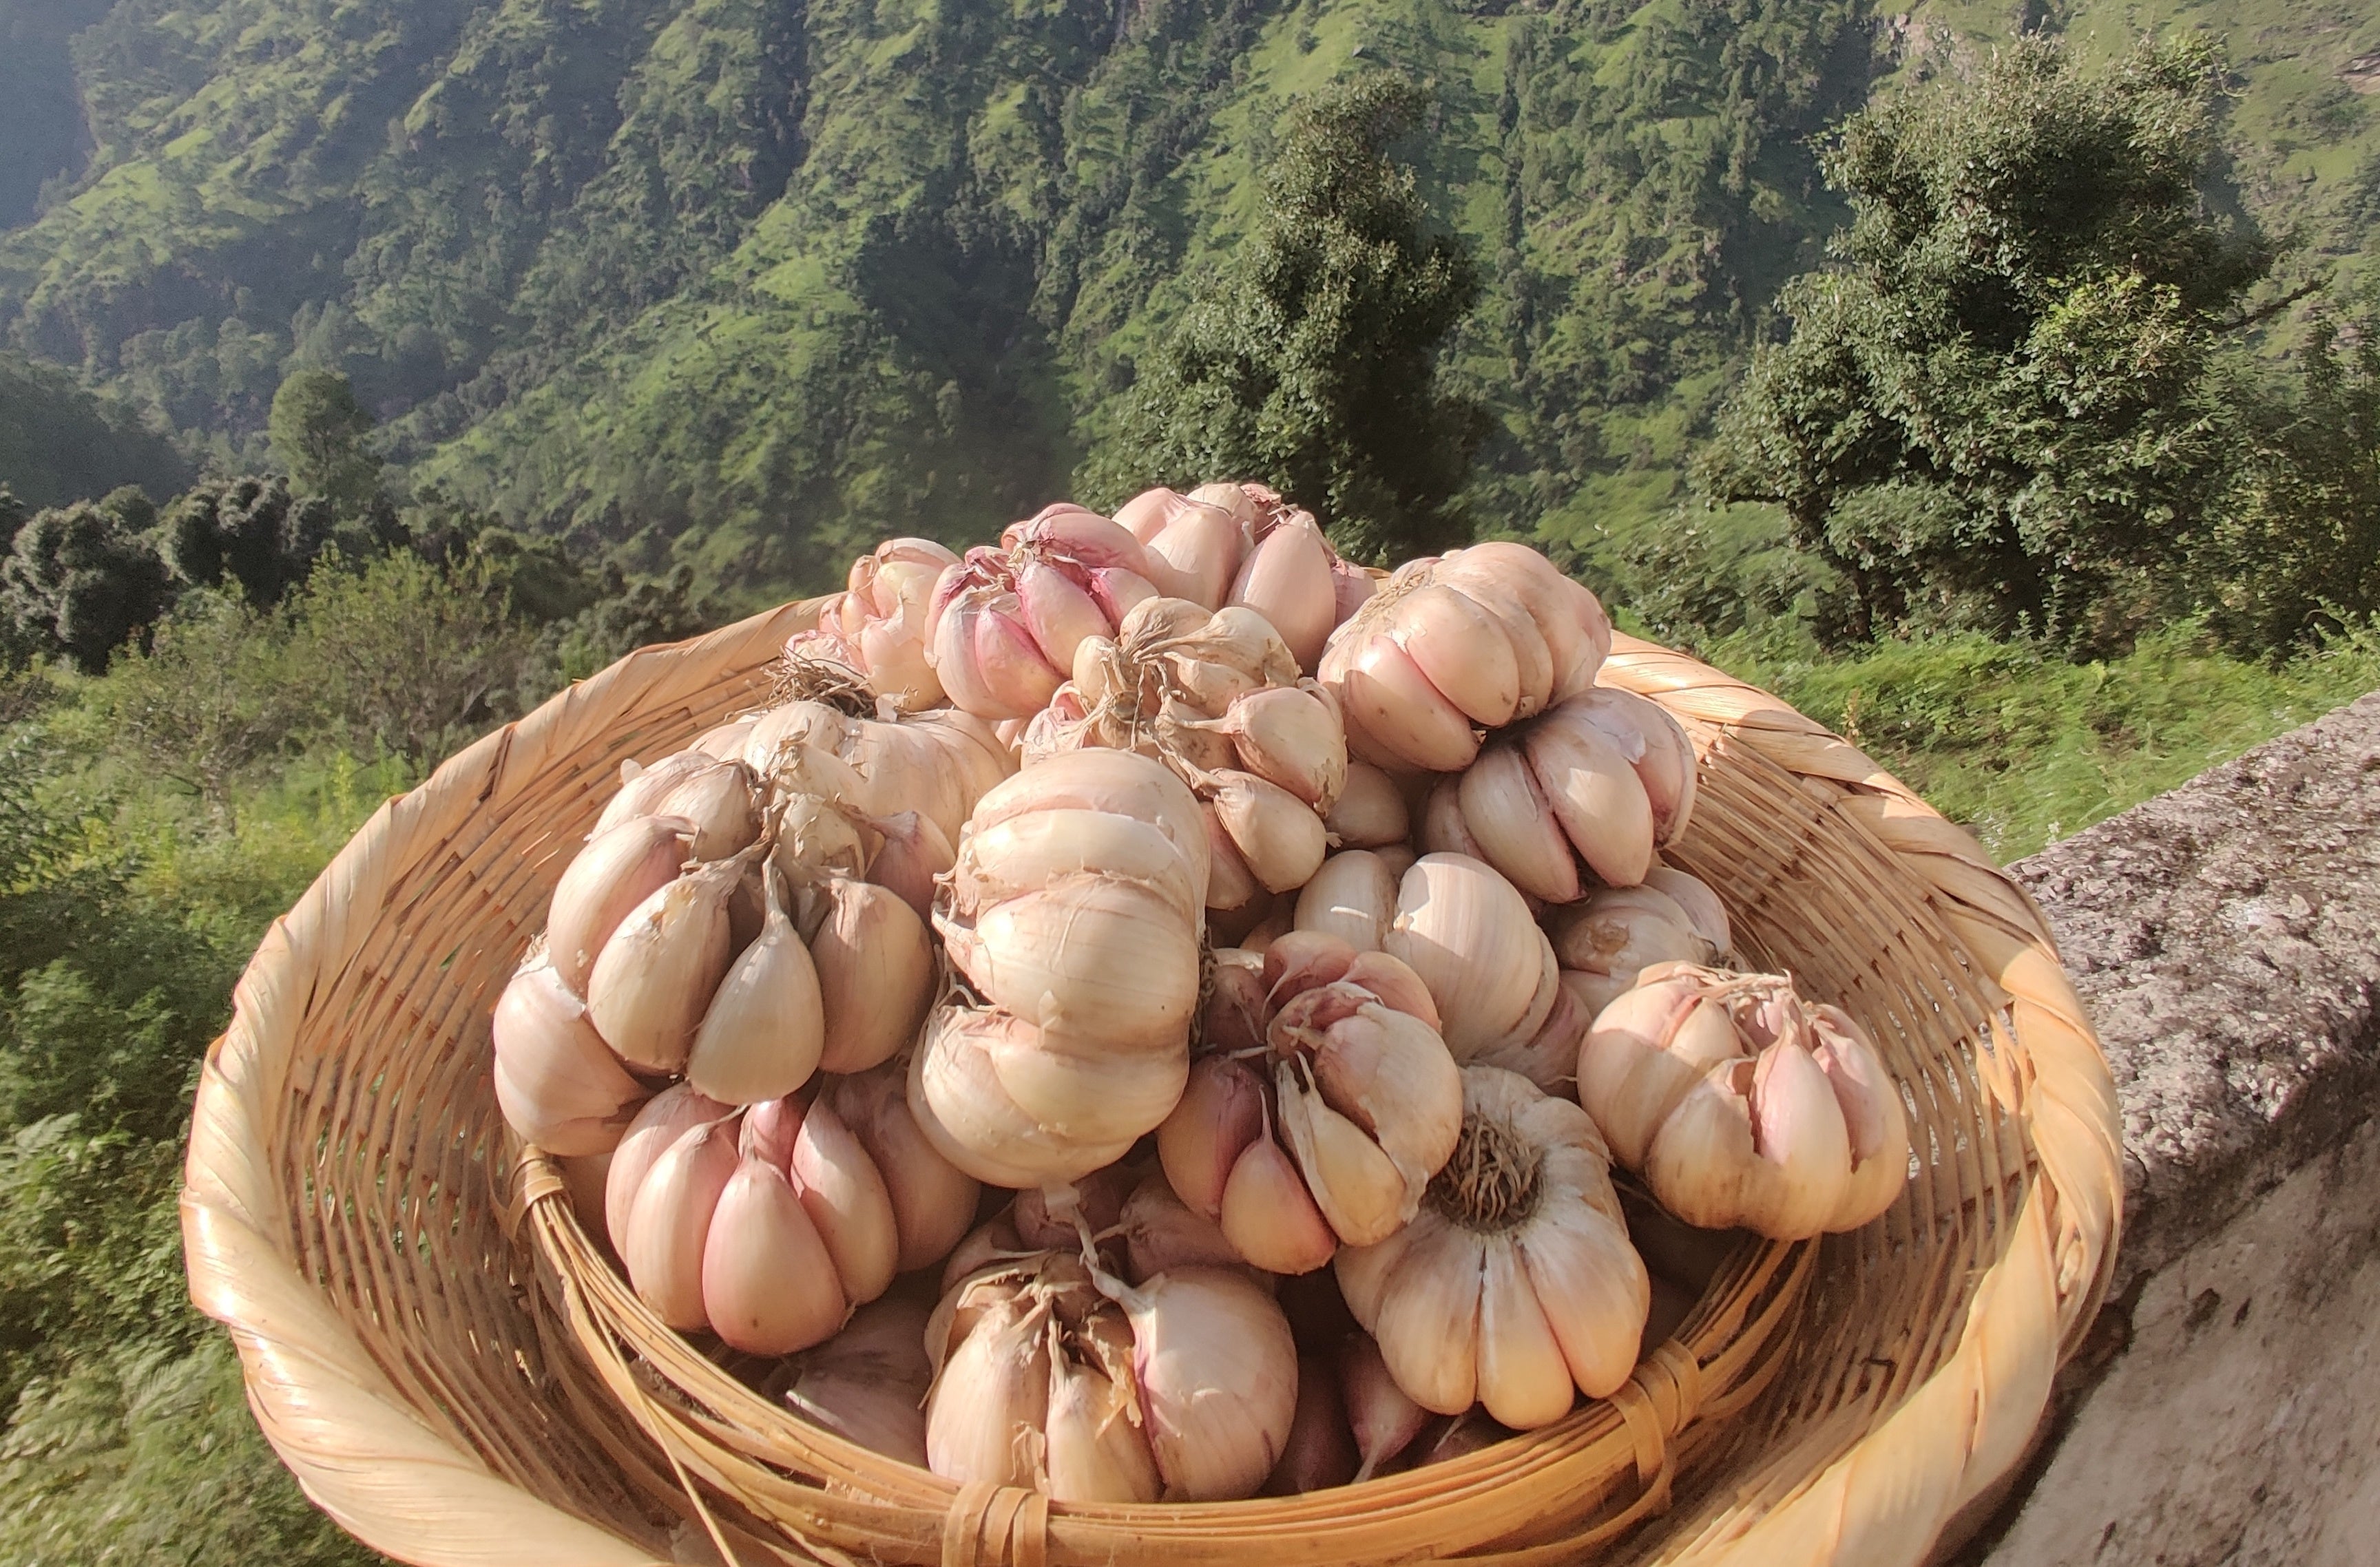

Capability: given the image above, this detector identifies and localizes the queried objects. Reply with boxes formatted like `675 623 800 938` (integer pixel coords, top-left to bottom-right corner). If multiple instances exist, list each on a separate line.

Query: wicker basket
182 599 2122 1567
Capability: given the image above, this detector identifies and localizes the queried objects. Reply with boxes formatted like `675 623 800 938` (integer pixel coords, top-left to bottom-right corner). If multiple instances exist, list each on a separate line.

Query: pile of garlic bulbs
489 481 1914 1502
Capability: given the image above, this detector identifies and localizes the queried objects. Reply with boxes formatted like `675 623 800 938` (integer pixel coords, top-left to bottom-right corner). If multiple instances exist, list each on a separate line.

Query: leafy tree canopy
1088 74 1484 565
1695 38 2273 648
268 371 384 518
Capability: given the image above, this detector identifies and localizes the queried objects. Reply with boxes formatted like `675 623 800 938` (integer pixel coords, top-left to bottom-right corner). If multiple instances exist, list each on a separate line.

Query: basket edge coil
178 609 2123 1567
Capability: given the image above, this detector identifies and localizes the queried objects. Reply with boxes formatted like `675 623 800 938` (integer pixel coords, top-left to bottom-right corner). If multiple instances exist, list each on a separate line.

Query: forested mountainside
3 0 2379 595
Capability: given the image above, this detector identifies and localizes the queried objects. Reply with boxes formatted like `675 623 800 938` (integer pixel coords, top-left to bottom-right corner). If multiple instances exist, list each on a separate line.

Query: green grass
1695 620 2380 861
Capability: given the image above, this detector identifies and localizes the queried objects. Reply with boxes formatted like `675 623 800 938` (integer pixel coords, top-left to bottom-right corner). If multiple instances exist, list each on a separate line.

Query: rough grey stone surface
1953 691 2380 1565
2005 690 2380 1285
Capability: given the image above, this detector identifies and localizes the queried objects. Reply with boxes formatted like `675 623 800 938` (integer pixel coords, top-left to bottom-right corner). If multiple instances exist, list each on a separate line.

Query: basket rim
180 607 2123 1567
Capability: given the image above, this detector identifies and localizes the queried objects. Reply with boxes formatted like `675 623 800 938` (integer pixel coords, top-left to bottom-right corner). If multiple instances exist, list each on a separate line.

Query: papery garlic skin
1578 963 1910 1239
1545 878 1725 1021
1338 1066 1649 1428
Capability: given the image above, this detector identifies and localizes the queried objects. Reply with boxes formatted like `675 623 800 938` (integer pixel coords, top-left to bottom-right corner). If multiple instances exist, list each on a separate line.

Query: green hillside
0 350 193 512
3 0 2378 594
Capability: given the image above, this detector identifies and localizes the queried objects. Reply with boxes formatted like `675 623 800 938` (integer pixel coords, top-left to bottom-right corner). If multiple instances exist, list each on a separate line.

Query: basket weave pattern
181 604 2121 1567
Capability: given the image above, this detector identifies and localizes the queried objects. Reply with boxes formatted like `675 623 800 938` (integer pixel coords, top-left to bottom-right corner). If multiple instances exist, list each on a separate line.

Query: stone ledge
1954 689 2380 1566
2006 690 2380 1287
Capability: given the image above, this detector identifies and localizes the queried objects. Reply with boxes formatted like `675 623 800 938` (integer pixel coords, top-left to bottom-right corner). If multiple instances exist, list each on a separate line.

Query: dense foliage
1089 76 1483 562
0 352 191 513
1698 40 2273 644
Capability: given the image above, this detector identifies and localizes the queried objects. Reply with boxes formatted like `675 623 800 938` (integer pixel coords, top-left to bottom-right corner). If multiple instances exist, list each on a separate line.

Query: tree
158 476 342 607
1695 39 2272 648
1088 75 1484 565
267 371 383 516
1 495 171 672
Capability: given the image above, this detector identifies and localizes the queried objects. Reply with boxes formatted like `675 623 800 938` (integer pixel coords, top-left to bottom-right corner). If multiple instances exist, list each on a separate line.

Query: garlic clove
1458 740 1583 904
861 808 956 921
1393 582 1523 727
704 1151 850 1354
1547 885 1699 979
983 1027 1190 1146
1278 1068 1412 1247
782 1294 935 1464
963 746 1210 899
1265 1353 1359 1495
605 1084 733 1255
826 1063 981 1274
1221 684 1347 809
1015 557 1112 673
694 717 760 760
1518 1196 1650 1400
976 595 1069 718
1417 773 1487 861
492 950 649 1155
1339 1333 1432 1482
623 1115 738 1330
1116 485 1193 543
1578 982 1744 1170
1473 1238 1577 1430
547 815 694 994
1202 808 1264 913
1229 516 1337 672
957 874 1200 1053
1108 1265 1300 1502
684 871 826 1105
1220 1135 1341 1274
1121 1175 1249 1282
1386 854 1549 1060
1145 501 1244 610
585 856 742 1075
1044 1342 1165 1502
1207 770 1328 894
810 876 935 1076
1368 1215 1484 1415
1324 761 1410 848
1157 1053 1268 1219
593 750 707 837
1565 688 1698 845
790 1097 901 1307
1342 950 1441 1030
1642 865 1732 959
1293 850 1400 954
925 1290 1053 1489
1523 702 1655 887
651 757 761 862
1333 1224 1415 1332
1307 1002 1463 1199
1329 635 1481 772
1746 1040 1854 1237
1812 1011 1909 1230
950 808 1203 929
910 1005 1142 1188
1472 966 1595 1095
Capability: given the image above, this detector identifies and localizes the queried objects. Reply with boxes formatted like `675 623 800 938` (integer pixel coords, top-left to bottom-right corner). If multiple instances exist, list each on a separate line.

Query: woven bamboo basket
182 596 2122 1567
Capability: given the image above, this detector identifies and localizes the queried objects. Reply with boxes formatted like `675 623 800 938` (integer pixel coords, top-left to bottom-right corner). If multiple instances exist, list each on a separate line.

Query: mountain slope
3 0 2375 596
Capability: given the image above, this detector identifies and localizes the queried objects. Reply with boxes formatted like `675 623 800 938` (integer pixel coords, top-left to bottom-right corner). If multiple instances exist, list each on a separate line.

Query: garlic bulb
1226 489 1343 672
1546 874 1729 1022
492 940 649 1155
606 1080 979 1354
1337 1066 1650 1427
924 508 1163 719
1340 1332 1430 1480
741 695 1012 852
1114 487 1248 608
1578 963 1910 1239
1382 853 1563 1063
1293 850 1402 953
1023 596 1348 911
783 536 960 711
1319 542 1611 771
1445 686 1698 901
1158 932 1462 1273
925 1250 1297 1502
915 748 1209 1185
1324 761 1410 849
